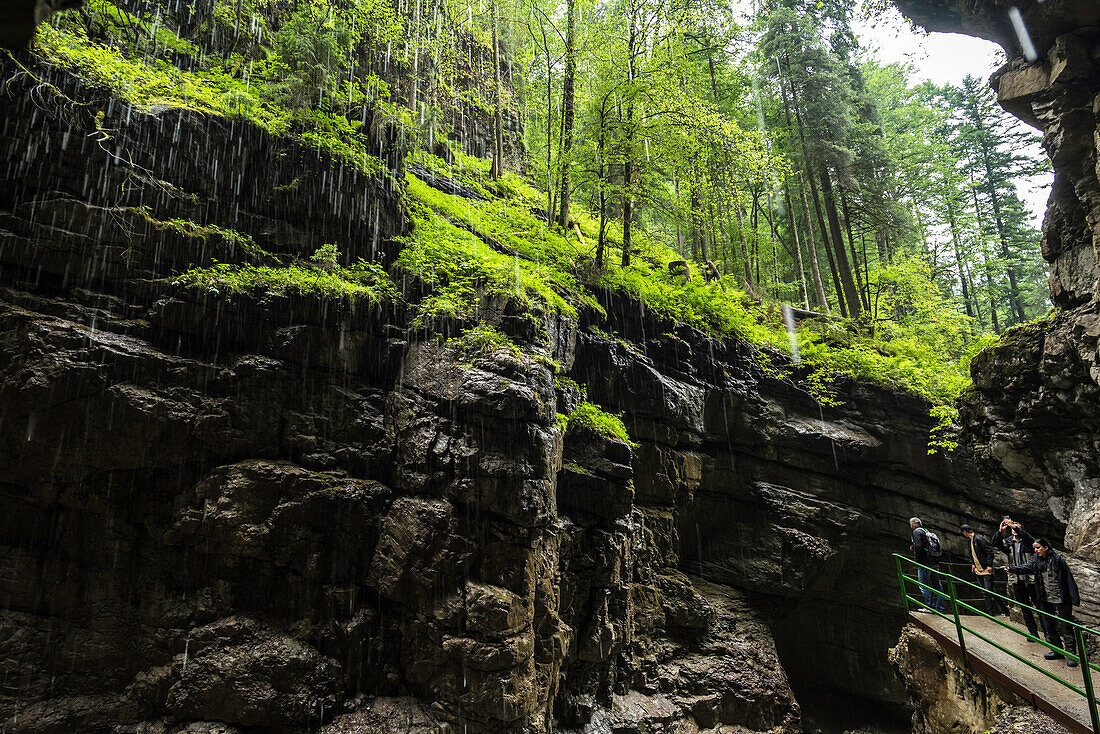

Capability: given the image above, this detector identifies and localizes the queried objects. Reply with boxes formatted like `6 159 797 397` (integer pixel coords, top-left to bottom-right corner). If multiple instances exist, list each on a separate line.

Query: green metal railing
894 553 1100 734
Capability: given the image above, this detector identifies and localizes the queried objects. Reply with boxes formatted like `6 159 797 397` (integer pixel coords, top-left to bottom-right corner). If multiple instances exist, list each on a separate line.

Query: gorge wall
3 1 1099 732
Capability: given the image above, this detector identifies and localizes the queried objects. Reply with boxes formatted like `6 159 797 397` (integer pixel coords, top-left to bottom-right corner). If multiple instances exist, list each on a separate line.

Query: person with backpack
910 517 948 613
962 524 1008 616
991 517 1040 640
1001 538 1082 667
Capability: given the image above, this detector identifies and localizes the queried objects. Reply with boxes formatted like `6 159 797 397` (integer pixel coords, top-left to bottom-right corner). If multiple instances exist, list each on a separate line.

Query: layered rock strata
0 17 1076 734
0 55 803 734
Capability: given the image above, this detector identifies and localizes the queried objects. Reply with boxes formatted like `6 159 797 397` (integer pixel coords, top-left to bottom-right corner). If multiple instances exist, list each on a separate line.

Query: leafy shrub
311 243 340 271
448 324 522 362
566 401 634 446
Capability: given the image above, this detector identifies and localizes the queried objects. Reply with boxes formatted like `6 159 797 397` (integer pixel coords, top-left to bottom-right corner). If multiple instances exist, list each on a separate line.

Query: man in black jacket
910 517 947 612
1002 538 1082 667
962 524 1007 616
991 518 1039 639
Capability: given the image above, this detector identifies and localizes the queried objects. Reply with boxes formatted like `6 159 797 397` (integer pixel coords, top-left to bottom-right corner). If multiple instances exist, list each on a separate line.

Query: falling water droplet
782 305 799 364
1007 7 1038 62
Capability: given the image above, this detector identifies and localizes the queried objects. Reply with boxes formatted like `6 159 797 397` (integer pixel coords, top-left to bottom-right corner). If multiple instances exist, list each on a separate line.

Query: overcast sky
852 4 1051 225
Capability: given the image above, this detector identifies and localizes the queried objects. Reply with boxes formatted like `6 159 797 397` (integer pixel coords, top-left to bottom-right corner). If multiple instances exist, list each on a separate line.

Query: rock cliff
1 2 1093 732
0 53 806 734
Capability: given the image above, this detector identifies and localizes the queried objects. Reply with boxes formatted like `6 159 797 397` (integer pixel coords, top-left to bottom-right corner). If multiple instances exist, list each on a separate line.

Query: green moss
534 353 561 374
400 148 983 408
566 401 634 446
988 314 1054 353
555 375 582 395
562 460 594 476
36 4 396 177
129 206 272 260
396 179 583 325
447 324 522 362
170 256 397 303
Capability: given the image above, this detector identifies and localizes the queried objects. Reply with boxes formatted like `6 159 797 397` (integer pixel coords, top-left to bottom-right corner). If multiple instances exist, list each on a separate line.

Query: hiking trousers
975 574 1006 616
1009 580 1039 637
1038 600 1077 655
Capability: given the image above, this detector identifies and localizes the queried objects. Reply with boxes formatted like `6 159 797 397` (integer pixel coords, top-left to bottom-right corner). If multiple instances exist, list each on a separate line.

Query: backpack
925 530 943 557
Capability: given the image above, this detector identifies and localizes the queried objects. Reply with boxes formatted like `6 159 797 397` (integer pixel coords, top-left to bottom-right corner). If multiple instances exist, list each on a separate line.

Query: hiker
962 524 1008 616
910 517 948 612
991 517 1040 640
1002 538 1082 667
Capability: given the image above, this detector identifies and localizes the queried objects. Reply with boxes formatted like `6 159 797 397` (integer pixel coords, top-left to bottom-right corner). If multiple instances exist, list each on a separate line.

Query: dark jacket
912 527 935 564
968 533 996 570
1006 550 1081 606
992 527 1035 582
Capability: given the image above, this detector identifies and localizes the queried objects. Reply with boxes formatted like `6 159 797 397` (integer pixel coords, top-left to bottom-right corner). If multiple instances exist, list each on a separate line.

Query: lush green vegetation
398 146 989 406
36 0 406 176
28 0 1052 429
566 401 635 445
130 207 272 260
171 247 398 303
448 324 523 361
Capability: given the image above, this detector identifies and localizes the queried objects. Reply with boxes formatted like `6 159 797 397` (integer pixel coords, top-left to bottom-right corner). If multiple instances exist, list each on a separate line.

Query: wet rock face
567 300 1048 712
0 59 805 733
886 624 1073 734
894 0 1100 61
0 0 81 49
0 25 1064 734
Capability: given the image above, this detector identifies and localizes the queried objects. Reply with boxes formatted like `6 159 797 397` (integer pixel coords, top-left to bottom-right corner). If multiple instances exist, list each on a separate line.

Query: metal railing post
1074 627 1100 734
946 576 968 663
895 554 910 613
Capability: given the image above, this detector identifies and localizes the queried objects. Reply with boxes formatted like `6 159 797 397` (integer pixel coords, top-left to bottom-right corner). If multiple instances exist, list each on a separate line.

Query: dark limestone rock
2 11 1082 732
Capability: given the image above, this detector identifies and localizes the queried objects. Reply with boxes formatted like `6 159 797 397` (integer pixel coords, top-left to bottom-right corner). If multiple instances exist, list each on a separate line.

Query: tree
556 0 576 228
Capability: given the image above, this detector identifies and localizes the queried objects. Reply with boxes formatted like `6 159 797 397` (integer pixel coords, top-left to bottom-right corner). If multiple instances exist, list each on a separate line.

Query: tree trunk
973 121 1027 321
622 155 634 267
750 194 760 287
734 195 755 294
784 178 810 309
409 0 421 111
797 175 829 312
970 174 1001 334
596 99 609 269
620 9 637 268
819 164 862 317
556 0 575 229
791 99 846 315
674 172 685 258
490 0 505 180
839 187 869 311
946 197 975 321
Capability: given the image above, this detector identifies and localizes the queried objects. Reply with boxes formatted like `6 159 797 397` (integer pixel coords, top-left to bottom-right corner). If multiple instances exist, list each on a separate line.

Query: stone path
911 610 1099 734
